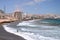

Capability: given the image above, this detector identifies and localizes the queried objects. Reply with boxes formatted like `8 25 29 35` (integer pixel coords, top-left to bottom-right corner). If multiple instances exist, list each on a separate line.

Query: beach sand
0 25 26 40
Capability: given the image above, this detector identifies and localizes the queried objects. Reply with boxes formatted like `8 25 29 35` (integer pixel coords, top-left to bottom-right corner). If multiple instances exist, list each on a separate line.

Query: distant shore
0 18 60 25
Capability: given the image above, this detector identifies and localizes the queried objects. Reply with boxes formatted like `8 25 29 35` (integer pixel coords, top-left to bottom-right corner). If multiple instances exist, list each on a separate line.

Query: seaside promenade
0 19 17 24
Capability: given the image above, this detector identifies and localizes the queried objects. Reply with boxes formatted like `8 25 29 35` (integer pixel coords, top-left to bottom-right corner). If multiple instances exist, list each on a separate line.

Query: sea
3 19 60 40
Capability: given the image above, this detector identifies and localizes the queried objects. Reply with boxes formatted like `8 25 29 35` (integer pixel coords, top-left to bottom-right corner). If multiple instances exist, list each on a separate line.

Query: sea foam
3 24 59 40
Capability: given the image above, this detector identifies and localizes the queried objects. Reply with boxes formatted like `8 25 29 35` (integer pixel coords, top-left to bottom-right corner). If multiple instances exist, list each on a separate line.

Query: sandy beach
0 25 26 40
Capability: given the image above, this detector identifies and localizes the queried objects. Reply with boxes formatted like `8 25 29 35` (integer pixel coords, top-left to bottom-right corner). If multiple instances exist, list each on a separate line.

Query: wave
17 21 59 30
3 25 59 40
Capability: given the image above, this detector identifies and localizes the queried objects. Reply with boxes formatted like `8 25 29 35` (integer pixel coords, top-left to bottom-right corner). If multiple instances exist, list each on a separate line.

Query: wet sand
0 25 26 40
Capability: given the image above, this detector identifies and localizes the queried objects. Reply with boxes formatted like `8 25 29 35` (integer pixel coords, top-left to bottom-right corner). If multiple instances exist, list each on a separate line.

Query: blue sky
0 0 60 14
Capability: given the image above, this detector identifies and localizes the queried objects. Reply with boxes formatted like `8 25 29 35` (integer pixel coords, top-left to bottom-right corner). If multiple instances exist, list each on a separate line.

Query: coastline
0 25 26 40
2 20 60 40
2 19 60 40
3 25 34 40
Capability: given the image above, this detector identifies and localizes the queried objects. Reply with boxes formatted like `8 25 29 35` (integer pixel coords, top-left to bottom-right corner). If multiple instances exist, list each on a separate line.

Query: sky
0 0 60 14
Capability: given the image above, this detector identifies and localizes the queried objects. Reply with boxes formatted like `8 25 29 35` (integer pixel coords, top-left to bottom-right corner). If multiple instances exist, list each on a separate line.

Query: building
0 10 6 19
13 8 23 21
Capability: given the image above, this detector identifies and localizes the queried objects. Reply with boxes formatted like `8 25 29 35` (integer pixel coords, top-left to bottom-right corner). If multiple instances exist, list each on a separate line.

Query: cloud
25 1 34 5
23 0 49 6
33 0 46 2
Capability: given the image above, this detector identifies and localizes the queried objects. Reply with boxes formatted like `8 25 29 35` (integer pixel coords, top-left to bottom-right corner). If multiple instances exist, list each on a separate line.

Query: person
17 29 18 32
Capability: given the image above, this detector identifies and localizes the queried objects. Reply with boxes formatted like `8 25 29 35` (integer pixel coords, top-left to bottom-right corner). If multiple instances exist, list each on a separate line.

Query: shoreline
3 25 34 40
2 21 59 40
2 19 60 40
0 25 26 40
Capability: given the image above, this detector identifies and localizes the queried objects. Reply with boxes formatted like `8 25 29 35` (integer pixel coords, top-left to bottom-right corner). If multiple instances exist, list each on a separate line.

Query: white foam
17 22 30 26
17 20 37 27
17 20 36 26
3 25 35 40
3 25 59 40
17 22 57 28
17 20 57 28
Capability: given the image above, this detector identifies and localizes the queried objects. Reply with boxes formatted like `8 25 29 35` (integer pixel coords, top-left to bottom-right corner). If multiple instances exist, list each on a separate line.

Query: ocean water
3 19 60 40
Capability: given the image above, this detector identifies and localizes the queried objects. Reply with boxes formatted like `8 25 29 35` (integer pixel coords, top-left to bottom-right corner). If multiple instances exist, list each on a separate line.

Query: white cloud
33 0 46 2
23 0 49 6
25 1 34 5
